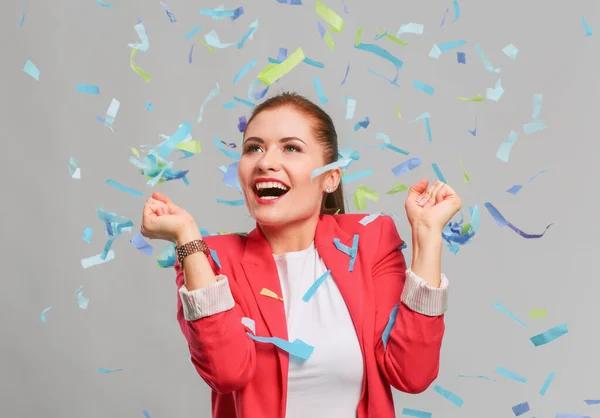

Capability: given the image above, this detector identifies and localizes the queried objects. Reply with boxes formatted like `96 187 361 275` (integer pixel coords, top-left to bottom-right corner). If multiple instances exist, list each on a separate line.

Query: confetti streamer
409 112 433 142
474 44 500 73
333 234 359 271
503 43 519 60
216 198 245 206
246 333 314 360
19 0 25 26
496 131 518 162
582 16 593 36
81 250 116 269
341 63 350 85
432 163 447 183
523 120 547 134
386 184 408 194
392 156 422 176
532 93 544 119
316 0 344 32
160 2 176 22
529 308 548 318
496 366 527 383
197 83 220 123
413 80 435 95
98 98 120 131
429 40 466 58
355 27 404 69
486 78 504 101
82 227 93 243
128 21 149 51
105 179 143 197
23 60 40 80
214 137 241 160
157 122 193 159
583 400 600 405
96 0 113 7
238 19 259 49
377 133 409 155
185 25 202 39
441 205 479 253
382 303 399 349
199 6 244 21
452 0 460 22
97 368 124 373
353 185 379 211
260 288 284 301
512 402 530 416
130 232 153 255
457 375 496 381
302 270 331 302
458 158 470 182
434 385 463 407
458 94 485 102
233 97 255 108
233 60 257 84
130 49 152 82
397 23 424 35
310 159 352 181
313 77 328 104
257 47 305 86
69 156 81 179
402 408 432 418
40 306 52 323
484 202 553 239
530 323 568 346
75 285 90 309
76 84 99 95
493 302 527 327
540 371 556 395
344 97 356 119
341 169 373 184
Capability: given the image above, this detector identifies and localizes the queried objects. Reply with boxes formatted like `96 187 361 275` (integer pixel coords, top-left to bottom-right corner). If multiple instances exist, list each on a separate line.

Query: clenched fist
140 192 197 243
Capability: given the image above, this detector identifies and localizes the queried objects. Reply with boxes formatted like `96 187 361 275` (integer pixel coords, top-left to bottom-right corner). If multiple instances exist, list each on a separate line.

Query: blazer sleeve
175 260 256 394
372 216 446 394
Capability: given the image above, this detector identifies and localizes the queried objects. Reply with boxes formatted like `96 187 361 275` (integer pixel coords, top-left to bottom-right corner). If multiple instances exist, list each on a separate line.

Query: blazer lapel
315 215 365 337
241 225 288 342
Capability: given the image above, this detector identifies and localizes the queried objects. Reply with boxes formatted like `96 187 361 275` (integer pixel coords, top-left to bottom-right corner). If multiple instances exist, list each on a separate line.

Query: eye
243 144 262 153
284 144 301 152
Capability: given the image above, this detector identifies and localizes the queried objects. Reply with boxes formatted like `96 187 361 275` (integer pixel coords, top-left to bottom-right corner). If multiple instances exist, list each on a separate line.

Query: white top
273 242 363 418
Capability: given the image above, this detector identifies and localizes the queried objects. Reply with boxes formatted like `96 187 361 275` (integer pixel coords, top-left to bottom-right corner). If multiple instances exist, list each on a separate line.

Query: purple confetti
484 202 553 239
457 52 466 63
341 63 350 85
391 156 422 176
237 116 247 132
353 116 370 131
512 402 530 416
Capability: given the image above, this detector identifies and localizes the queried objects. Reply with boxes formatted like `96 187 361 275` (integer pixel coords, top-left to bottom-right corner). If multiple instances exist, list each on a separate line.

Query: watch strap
176 239 209 268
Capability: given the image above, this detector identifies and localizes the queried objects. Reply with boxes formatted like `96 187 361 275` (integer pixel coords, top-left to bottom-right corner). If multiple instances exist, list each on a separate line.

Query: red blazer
175 214 445 418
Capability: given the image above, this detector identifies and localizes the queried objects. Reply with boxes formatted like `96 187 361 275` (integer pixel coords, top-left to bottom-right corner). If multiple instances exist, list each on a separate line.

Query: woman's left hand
405 178 462 233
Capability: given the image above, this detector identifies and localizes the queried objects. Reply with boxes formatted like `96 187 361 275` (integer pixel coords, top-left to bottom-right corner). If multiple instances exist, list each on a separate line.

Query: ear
326 168 342 192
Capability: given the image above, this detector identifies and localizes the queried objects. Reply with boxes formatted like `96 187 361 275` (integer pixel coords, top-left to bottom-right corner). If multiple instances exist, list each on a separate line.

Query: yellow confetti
176 140 201 154
130 48 152 82
529 309 548 319
376 29 408 46
131 148 140 158
257 47 305 86
457 94 486 102
354 185 379 211
260 288 284 302
315 0 344 32
324 32 335 51
386 184 408 194
397 99 402 119
199 38 215 54
458 158 470 183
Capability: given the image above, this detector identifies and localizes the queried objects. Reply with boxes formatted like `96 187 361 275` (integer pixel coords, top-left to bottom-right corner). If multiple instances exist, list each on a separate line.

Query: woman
140 92 462 418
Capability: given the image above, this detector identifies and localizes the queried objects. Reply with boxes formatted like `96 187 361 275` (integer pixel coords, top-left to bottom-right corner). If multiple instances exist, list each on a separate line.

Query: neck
259 215 320 255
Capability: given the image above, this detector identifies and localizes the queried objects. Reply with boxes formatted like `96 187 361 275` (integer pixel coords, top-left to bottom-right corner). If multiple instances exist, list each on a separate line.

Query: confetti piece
432 163 447 183
222 101 236 109
129 21 149 52
105 179 143 197
214 137 241 160
458 158 470 182
157 122 192 159
81 250 115 268
386 184 408 194
413 80 435 95
540 371 556 395
496 131 518 163
160 2 176 22
277 0 303 4
316 0 344 32
474 44 500 73
430 40 467 59
69 156 81 179
355 27 404 69
246 332 314 359
75 285 89 309
503 43 519 60
392 156 422 176
260 288 284 301
409 112 433 142
397 23 424 35
377 133 409 155
493 301 527 326
452 0 460 22
441 205 479 253
233 60 257 84
375 29 409 46
23 60 40 80
97 368 124 374
98 98 120 131
96 0 113 7
484 202 553 239
512 402 530 416
130 49 152 82
237 116 247 133
530 323 568 346
341 63 350 85
556 415 590 418
457 52 466 63
434 385 463 407
333 234 359 270
241 317 256 334
353 185 379 211
76 84 100 95
199 39 215 54
257 47 305 86
185 25 202 39
40 306 51 323
532 93 543 119
238 19 259 49
341 169 373 184
200 6 244 21
382 302 400 349
207 248 222 269
486 78 504 101
188 45 194 63
302 270 331 302
143 411 151 418
523 120 547 134
469 117 477 136
130 232 153 255
402 408 432 418
583 399 600 405
310 159 352 182
312 77 328 104
82 227 93 243
529 309 548 318
496 366 527 382
344 97 356 119
354 116 370 131
233 97 255 108
457 375 496 381
216 198 245 206
458 94 485 102
19 0 25 26
145 101 153 111
582 16 593 36
197 83 220 123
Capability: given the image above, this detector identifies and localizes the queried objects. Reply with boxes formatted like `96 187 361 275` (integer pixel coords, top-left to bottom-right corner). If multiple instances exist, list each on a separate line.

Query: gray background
1 0 598 417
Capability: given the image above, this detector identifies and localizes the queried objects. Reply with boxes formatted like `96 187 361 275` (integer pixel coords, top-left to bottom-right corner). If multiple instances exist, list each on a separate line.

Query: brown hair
243 91 345 215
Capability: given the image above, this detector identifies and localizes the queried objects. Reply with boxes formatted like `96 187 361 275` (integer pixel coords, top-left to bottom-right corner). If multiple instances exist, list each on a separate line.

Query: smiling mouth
253 182 290 200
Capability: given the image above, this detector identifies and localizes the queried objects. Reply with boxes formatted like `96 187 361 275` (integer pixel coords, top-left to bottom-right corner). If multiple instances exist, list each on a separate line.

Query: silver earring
326 187 331 193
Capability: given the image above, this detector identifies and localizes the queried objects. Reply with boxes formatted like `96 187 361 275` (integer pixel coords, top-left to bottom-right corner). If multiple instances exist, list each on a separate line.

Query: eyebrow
243 136 307 145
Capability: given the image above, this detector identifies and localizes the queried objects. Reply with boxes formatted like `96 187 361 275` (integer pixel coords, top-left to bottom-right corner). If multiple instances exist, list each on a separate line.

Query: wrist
175 224 202 247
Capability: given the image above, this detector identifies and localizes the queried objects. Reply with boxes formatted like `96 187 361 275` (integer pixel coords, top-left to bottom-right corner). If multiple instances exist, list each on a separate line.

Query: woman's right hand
141 192 197 243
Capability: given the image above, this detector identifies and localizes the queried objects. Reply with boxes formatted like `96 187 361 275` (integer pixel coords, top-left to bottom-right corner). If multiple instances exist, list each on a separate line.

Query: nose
256 148 282 172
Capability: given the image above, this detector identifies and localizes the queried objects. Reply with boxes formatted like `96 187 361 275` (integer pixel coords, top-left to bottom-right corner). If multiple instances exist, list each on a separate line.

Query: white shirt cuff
400 268 449 316
178 275 235 321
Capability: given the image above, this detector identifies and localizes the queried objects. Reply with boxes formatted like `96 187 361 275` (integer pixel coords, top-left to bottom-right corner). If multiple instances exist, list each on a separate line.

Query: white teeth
259 196 279 200
255 182 289 191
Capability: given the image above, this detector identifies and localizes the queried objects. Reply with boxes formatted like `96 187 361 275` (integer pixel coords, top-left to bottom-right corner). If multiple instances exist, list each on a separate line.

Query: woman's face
238 106 338 227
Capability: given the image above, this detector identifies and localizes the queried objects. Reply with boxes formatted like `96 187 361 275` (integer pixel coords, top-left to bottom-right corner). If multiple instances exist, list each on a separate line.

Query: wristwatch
176 239 210 268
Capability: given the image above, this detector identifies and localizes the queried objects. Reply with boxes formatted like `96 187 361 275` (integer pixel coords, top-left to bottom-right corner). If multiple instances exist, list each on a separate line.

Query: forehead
245 106 315 140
